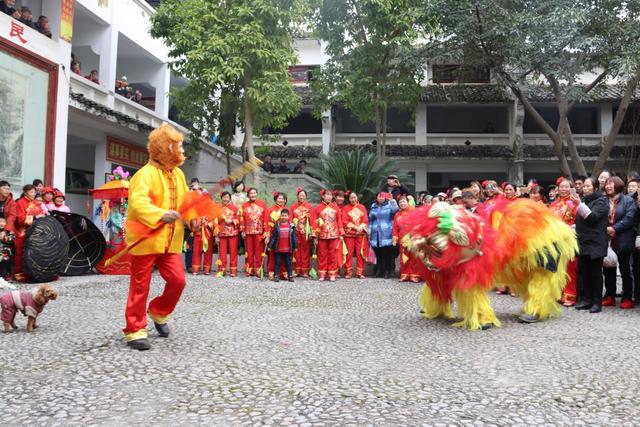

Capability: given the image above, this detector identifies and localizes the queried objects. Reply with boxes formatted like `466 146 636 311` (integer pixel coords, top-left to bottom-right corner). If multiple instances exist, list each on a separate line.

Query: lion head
400 202 484 272
147 124 186 170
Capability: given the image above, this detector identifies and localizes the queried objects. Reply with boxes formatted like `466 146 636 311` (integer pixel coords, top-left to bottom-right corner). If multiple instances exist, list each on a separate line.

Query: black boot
127 338 151 351
154 322 170 338
575 300 592 310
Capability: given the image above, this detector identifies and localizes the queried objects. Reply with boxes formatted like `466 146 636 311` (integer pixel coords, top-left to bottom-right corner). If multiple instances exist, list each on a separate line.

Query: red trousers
399 246 421 281
191 234 213 273
14 234 24 275
294 231 312 276
218 236 239 274
562 258 578 303
344 235 368 277
317 238 339 278
244 234 265 276
123 253 186 340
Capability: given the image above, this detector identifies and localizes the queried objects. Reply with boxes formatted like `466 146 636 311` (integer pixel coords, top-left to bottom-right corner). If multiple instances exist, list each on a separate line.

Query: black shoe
518 313 539 323
274 277 280 282
589 304 602 313
575 301 592 310
127 338 151 351
480 323 493 330
288 277 294 282
384 271 390 279
154 322 170 338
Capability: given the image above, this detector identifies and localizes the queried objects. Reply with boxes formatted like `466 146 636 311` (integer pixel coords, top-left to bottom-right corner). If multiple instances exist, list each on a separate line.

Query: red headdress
53 190 65 200
555 176 566 186
43 186 55 195
481 180 489 188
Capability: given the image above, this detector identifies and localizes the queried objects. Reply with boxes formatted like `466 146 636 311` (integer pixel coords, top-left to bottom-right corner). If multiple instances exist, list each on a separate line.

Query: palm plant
306 150 406 207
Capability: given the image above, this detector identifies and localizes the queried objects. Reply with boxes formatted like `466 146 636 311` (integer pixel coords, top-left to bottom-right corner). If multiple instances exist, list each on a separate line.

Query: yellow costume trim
452 285 501 330
148 311 170 325
125 329 148 341
419 284 454 320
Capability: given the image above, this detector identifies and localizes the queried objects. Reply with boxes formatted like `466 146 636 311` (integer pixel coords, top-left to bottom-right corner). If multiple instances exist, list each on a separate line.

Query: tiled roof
69 92 155 133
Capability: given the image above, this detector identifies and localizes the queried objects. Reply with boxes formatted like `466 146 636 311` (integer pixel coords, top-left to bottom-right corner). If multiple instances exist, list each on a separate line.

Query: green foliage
306 150 405 206
310 0 430 156
151 0 303 156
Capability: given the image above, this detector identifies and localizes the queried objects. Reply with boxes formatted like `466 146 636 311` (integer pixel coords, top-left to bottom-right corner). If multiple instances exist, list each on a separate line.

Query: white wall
294 39 322 65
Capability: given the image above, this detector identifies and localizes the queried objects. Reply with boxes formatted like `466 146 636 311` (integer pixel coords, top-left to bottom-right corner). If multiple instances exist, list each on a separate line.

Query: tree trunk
381 105 388 162
559 114 586 178
243 69 255 162
510 86 572 177
374 101 382 160
593 67 640 176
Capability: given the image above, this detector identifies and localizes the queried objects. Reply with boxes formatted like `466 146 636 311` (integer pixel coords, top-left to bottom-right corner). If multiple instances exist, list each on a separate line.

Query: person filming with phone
380 175 409 200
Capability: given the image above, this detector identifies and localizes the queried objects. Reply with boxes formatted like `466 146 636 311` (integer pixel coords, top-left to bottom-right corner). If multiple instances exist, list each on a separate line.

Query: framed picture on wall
66 168 94 194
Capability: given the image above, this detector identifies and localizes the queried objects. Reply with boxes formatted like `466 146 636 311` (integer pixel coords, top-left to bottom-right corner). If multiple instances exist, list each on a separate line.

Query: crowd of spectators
1 1 51 38
261 156 307 174
0 179 70 283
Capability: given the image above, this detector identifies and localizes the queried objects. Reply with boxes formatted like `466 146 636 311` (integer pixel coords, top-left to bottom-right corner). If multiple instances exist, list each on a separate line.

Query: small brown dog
0 284 58 332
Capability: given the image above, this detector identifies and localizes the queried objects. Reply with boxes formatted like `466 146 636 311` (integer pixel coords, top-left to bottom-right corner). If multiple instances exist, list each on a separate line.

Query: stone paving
1 273 640 426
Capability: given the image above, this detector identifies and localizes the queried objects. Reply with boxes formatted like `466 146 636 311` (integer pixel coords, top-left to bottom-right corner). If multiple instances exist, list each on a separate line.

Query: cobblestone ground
1 274 640 426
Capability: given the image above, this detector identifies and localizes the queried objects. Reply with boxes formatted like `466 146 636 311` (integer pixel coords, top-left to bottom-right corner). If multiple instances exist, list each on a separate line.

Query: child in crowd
51 191 70 213
0 217 15 279
268 209 297 282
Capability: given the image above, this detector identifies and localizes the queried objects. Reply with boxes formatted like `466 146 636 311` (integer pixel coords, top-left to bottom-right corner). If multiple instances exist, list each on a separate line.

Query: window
523 106 599 134
264 110 322 135
613 106 640 135
335 106 414 133
432 64 490 84
289 66 319 84
426 106 508 133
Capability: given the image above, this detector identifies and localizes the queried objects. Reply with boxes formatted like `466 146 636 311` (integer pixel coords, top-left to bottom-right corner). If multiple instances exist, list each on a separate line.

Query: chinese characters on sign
60 0 75 42
106 138 148 168
9 21 27 44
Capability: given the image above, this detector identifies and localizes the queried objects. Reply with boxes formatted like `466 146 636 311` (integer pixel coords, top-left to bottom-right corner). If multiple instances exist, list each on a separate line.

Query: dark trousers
184 233 194 270
0 260 10 278
373 246 396 277
604 251 633 300
577 255 603 305
273 252 292 279
633 251 640 301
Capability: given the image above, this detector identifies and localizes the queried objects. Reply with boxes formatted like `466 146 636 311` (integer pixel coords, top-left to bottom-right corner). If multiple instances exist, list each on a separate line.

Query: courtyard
1 274 639 426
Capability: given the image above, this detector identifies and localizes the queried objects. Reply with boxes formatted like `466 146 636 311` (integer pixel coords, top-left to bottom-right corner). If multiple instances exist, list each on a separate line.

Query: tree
311 0 428 161
427 0 640 178
151 0 302 166
306 150 406 206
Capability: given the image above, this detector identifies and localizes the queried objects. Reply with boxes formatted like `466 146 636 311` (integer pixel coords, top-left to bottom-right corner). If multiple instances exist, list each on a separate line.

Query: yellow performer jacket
126 161 189 255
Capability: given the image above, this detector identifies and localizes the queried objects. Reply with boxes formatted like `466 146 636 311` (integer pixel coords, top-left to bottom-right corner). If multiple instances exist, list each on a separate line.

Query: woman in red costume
392 194 421 282
502 182 518 202
549 177 579 306
241 188 268 277
314 189 344 281
342 191 368 279
14 185 46 281
216 191 240 277
290 188 315 278
190 212 214 275
266 192 289 280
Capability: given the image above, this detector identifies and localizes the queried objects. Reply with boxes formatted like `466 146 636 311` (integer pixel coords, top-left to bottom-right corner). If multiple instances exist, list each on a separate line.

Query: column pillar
154 65 171 117
415 102 427 146
509 100 525 185
321 108 333 154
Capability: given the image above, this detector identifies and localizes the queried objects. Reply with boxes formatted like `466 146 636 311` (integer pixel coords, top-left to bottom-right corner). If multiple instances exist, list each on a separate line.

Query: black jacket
610 194 637 253
575 191 609 259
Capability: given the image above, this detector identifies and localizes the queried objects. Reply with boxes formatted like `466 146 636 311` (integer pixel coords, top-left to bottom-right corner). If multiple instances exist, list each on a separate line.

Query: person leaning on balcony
261 155 275 173
85 70 100 85
293 160 307 174
276 158 290 174
34 16 52 38
602 176 637 309
0 0 20 19
18 6 34 28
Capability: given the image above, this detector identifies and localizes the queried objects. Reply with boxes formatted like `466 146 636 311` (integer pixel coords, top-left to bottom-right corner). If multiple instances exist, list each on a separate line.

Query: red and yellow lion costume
399 199 578 330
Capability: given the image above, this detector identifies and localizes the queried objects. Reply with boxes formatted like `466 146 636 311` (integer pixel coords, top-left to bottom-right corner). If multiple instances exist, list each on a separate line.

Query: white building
244 38 640 193
0 0 229 214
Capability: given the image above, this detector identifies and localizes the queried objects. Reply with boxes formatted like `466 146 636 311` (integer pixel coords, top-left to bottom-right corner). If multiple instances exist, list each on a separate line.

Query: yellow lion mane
147 124 186 169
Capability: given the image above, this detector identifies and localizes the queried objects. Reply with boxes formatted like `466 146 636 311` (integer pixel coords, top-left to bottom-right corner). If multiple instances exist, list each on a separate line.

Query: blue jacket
611 194 637 253
267 222 298 252
368 200 399 248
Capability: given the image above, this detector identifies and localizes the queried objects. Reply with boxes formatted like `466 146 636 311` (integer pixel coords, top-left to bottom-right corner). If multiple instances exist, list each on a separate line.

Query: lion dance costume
122 124 215 350
400 199 578 330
